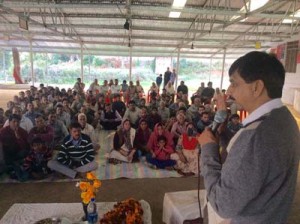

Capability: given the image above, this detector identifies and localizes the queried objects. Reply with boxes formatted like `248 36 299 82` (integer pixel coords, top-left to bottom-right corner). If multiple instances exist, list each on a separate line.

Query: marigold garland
100 198 143 224
76 172 101 204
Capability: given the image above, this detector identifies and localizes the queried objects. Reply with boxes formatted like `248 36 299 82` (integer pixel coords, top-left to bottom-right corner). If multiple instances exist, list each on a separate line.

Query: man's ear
253 80 265 97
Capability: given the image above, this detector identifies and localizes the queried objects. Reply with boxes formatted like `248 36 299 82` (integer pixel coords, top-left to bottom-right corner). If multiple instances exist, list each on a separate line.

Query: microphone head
210 110 227 134
214 110 227 123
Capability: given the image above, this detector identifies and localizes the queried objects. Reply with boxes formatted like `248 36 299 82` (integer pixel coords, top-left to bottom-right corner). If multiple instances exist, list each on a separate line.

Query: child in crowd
23 137 52 180
146 135 176 170
227 113 243 137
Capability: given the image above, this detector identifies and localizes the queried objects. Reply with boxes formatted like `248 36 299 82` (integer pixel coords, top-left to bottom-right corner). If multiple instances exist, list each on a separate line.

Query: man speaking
198 51 300 224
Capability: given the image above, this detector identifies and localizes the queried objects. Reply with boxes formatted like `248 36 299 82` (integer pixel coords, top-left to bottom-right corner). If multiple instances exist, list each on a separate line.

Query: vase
82 202 88 221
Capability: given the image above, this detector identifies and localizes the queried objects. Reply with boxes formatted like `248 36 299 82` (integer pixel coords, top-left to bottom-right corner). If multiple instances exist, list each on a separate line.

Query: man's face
231 117 240 125
12 107 21 115
194 98 201 106
19 92 25 98
48 114 56 124
78 115 86 127
198 107 205 114
9 118 19 130
129 104 135 111
80 106 87 114
70 127 81 140
27 103 34 112
42 97 48 104
63 101 68 107
35 117 45 129
105 104 111 111
227 71 255 112
201 114 210 123
56 107 63 115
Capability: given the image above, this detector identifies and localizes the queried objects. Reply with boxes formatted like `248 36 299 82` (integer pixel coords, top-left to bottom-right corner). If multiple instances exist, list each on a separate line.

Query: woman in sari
109 119 137 163
171 123 200 175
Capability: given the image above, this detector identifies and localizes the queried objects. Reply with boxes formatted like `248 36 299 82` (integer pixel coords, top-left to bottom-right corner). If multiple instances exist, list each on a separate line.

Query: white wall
282 70 300 113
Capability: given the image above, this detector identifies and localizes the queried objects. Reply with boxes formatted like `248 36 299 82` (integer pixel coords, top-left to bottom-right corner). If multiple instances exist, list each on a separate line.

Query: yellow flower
86 172 96 180
79 182 90 191
93 179 101 188
77 172 101 204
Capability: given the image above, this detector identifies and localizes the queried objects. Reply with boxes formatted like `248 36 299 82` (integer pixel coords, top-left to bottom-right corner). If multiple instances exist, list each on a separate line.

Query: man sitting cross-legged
47 122 98 179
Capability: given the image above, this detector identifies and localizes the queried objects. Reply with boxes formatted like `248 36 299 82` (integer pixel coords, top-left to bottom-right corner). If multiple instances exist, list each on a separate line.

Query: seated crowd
0 77 242 181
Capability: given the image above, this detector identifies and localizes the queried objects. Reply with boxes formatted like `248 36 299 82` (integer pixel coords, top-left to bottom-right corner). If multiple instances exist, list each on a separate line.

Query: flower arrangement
100 198 143 224
76 172 102 204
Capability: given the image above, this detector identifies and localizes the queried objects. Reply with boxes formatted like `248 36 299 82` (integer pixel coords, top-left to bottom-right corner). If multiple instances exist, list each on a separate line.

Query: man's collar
242 98 283 126
70 135 82 142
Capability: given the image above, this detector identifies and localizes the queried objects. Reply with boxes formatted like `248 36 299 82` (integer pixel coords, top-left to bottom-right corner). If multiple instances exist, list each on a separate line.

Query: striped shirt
57 133 95 167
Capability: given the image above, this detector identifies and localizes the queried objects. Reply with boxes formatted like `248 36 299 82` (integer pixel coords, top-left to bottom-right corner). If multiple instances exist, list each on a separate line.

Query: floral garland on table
100 198 144 224
76 172 102 204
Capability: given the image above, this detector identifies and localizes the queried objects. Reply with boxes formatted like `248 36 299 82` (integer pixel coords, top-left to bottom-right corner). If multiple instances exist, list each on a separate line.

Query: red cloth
182 133 198 150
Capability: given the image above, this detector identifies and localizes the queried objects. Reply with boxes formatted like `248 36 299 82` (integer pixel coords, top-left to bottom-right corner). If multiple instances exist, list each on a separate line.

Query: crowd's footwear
177 170 195 177
165 166 175 171
146 162 157 169
108 158 122 165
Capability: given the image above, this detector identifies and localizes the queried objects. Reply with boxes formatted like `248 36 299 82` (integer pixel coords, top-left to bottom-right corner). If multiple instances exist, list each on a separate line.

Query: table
163 190 226 224
0 200 151 224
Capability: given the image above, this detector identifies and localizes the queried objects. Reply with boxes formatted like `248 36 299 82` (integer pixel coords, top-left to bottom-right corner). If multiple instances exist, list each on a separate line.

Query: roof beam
2 1 300 21
0 22 291 39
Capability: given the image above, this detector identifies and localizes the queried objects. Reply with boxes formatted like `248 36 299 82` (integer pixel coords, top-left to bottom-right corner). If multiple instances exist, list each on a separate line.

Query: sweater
201 106 300 224
57 133 94 167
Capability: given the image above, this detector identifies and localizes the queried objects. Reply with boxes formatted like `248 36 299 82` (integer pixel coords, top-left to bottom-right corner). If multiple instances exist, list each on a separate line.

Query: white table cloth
0 200 151 224
163 190 225 224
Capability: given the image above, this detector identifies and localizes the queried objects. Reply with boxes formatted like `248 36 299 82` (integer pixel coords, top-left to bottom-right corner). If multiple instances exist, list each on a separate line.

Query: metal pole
3 51 6 83
80 43 84 81
129 47 132 81
209 58 212 82
88 54 91 80
45 53 48 86
220 48 227 89
30 40 34 85
175 49 180 89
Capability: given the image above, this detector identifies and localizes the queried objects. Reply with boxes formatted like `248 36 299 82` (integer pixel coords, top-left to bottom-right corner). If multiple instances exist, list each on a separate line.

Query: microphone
210 110 227 134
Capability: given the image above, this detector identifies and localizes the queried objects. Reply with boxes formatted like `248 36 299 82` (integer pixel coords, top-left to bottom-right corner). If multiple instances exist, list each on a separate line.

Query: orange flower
86 172 96 180
79 182 90 191
76 172 101 204
93 179 101 188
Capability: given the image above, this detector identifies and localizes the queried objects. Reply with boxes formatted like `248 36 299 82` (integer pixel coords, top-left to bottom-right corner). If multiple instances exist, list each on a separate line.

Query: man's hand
197 127 218 148
215 91 227 111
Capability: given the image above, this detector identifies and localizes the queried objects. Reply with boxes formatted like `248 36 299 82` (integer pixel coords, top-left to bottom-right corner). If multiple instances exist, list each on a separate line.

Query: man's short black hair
128 100 135 105
31 137 44 145
9 114 21 121
229 51 285 98
178 107 186 112
69 122 82 130
229 113 240 121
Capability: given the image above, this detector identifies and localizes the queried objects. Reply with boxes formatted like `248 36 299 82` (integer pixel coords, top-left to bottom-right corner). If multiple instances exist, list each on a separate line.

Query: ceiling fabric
0 0 300 59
